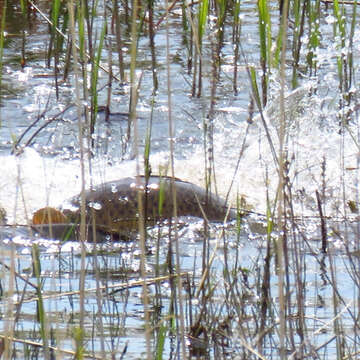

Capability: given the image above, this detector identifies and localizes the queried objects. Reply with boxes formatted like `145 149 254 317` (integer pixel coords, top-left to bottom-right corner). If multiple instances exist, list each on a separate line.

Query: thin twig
16 272 189 303
0 335 103 359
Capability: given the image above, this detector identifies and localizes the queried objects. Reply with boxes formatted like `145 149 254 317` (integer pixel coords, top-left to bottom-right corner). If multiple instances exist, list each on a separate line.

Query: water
2 0 360 358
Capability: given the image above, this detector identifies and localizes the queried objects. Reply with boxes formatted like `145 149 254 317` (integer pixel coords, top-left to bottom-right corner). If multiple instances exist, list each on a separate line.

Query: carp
31 176 237 241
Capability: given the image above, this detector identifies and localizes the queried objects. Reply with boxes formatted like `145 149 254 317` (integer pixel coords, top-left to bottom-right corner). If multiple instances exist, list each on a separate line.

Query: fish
31 176 237 241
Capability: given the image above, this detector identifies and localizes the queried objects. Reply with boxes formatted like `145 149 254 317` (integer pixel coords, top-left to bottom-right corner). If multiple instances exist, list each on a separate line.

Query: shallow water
2 0 360 358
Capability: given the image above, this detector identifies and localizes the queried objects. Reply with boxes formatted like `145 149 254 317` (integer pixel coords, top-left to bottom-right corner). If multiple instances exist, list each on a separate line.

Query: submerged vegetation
1 0 360 358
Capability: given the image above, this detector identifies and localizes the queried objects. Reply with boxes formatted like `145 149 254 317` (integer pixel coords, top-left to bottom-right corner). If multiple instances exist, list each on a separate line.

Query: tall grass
306 0 320 76
90 20 107 145
257 0 272 106
290 0 305 88
192 0 208 97
67 1 89 355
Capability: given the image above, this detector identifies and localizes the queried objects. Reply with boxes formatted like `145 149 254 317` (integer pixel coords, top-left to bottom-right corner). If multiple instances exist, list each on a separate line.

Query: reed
147 0 158 91
128 0 141 145
73 326 85 360
128 0 153 355
257 0 272 106
332 0 356 126
181 0 193 74
277 0 290 356
306 0 320 76
47 0 63 96
197 0 208 62
215 0 227 49
193 0 208 97
232 0 241 95
90 20 107 145
165 0 187 355
67 1 89 355
155 324 167 359
348 0 357 89
31 245 50 359
112 0 125 82
290 0 306 88
0 0 5 115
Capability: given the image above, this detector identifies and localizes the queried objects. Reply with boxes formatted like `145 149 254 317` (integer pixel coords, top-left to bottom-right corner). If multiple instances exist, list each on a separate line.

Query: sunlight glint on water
1 0 360 358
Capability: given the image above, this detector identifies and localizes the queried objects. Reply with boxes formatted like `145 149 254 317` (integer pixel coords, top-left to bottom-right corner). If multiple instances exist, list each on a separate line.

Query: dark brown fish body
62 176 236 235
22 176 236 241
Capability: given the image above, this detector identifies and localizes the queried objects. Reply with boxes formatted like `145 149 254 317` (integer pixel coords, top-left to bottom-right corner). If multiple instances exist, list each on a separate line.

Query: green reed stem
77 1 86 63
73 327 85 360
198 0 208 49
196 0 208 97
113 0 125 82
306 0 320 75
143 102 153 180
332 0 352 125
32 245 50 360
257 0 272 105
19 0 26 13
155 322 167 360
77 0 91 152
181 0 192 74
51 0 61 30
147 0 158 91
129 0 152 355
128 0 142 144
215 0 227 45
258 195 273 353
347 1 357 92
247 63 278 166
332 0 346 42
232 0 241 95
0 0 6 115
90 20 107 143
105 20 113 123
165 0 186 354
68 2 88 355
47 0 62 76
50 2 69 90
278 0 290 355
290 0 306 88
